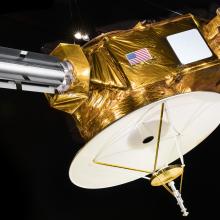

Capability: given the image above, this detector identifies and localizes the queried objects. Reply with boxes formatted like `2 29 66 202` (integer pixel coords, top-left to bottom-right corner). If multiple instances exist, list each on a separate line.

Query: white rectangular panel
166 29 212 64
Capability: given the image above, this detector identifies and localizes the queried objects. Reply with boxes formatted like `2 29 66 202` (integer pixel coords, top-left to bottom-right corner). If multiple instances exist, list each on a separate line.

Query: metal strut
153 102 165 172
150 103 189 216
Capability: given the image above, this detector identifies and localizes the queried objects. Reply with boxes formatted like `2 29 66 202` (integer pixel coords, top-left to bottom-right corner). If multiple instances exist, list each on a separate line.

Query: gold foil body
46 44 90 114
203 8 220 58
48 13 220 140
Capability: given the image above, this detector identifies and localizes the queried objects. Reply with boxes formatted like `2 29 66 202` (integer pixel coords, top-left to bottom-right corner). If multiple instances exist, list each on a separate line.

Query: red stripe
127 48 152 65
135 50 152 57
130 56 150 64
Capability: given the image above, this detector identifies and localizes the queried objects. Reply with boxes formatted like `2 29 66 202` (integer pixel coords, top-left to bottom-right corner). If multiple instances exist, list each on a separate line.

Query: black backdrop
0 1 219 219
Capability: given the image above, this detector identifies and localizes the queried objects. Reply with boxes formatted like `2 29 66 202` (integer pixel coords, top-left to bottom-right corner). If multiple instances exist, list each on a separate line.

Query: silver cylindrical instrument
0 46 73 94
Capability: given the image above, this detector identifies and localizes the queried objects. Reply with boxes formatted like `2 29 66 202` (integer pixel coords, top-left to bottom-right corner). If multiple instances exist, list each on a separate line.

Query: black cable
143 0 183 16
74 0 84 26
68 0 73 21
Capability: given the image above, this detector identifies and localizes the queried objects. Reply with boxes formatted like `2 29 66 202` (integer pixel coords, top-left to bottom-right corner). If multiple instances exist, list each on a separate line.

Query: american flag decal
126 48 152 65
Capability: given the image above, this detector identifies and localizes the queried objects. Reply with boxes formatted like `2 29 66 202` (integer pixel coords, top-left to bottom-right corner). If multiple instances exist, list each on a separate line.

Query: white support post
168 181 189 216
164 101 185 165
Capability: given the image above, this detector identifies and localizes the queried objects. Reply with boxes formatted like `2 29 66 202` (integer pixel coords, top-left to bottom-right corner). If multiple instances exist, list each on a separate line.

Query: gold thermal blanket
47 12 220 140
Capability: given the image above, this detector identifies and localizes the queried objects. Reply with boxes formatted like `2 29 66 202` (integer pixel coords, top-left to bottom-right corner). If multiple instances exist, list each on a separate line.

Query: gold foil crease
46 43 90 114
83 14 203 89
47 14 220 140
203 8 220 58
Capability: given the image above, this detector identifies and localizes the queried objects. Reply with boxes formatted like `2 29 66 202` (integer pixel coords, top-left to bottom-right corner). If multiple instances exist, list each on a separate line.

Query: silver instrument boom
0 46 73 94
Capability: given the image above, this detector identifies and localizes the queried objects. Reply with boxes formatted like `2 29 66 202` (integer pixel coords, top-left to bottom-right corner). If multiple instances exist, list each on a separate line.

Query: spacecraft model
1 9 220 216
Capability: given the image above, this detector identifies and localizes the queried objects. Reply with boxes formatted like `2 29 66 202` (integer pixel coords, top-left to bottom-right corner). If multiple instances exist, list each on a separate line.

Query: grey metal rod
0 60 65 81
0 46 73 94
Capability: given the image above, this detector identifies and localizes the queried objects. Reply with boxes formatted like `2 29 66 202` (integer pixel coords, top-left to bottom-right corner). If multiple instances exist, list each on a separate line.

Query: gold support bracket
93 160 151 174
153 102 165 172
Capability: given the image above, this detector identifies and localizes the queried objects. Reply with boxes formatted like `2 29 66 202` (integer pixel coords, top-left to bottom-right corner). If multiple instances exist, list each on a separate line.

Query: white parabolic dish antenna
69 91 220 187
69 91 220 216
